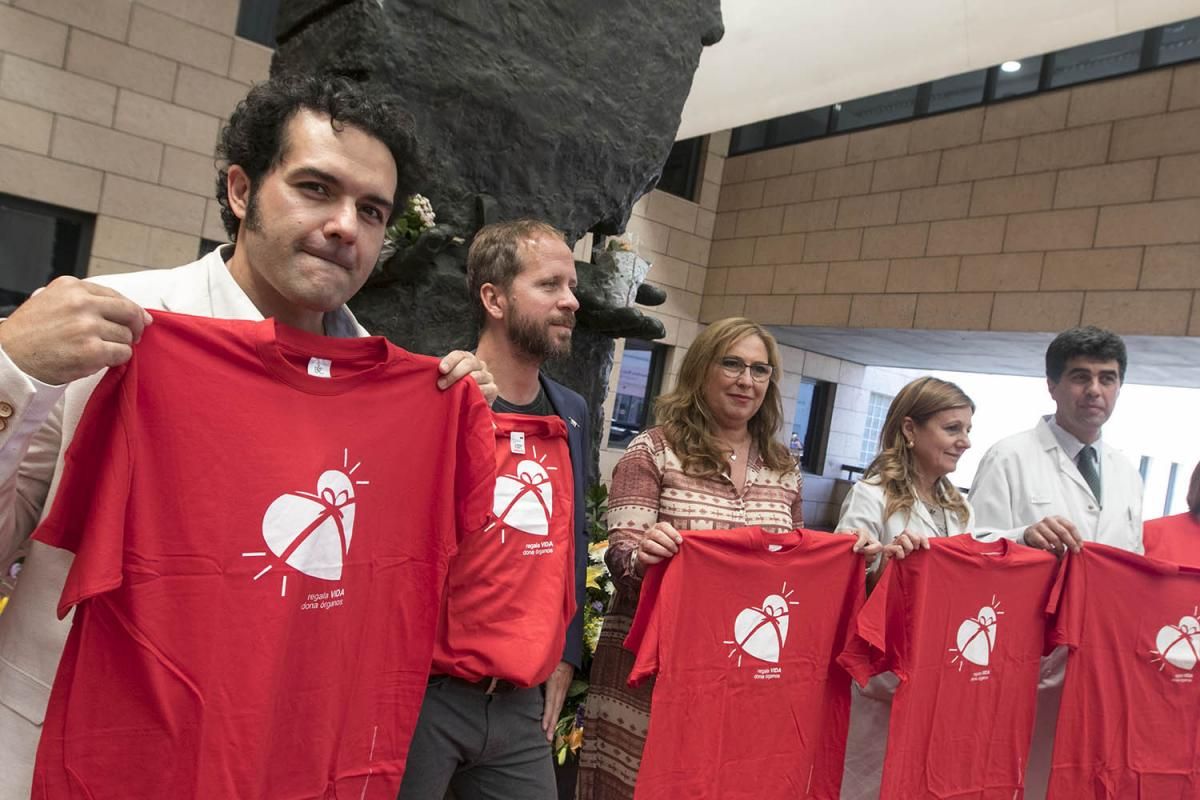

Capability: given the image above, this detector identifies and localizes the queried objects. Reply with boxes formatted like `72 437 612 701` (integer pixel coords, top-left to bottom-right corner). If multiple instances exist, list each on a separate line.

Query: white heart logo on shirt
488 450 558 543
950 596 1002 670
1153 615 1200 671
244 452 368 597
724 584 797 667
262 469 357 581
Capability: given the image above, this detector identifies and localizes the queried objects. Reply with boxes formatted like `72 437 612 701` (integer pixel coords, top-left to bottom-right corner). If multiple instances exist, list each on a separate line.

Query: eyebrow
1067 367 1119 377
291 166 394 214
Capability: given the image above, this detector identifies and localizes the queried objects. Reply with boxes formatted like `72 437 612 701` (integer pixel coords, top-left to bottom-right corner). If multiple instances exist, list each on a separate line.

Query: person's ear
479 283 507 322
901 417 916 447
226 165 252 222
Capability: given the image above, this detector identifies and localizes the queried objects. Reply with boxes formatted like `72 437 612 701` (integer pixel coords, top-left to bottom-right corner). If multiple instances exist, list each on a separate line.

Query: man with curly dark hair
0 73 493 798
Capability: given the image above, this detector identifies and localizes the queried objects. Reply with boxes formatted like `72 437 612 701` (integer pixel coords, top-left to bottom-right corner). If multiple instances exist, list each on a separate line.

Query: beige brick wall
708 64 1200 337
0 1 273 276
599 131 870 489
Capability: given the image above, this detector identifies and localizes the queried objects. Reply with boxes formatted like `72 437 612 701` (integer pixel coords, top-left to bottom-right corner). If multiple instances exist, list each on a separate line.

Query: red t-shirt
838 535 1058 799
1047 542 1200 798
31 311 496 800
431 412 575 686
1144 512 1200 568
624 527 865 800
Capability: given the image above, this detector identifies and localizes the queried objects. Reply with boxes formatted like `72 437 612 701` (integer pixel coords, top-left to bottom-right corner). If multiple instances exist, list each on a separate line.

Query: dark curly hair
215 73 418 242
1045 326 1128 383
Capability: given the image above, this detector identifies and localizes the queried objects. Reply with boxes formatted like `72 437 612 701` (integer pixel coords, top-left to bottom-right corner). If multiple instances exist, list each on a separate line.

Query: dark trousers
397 677 556 800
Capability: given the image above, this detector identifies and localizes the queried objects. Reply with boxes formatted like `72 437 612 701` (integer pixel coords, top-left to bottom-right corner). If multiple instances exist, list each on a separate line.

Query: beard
506 301 574 361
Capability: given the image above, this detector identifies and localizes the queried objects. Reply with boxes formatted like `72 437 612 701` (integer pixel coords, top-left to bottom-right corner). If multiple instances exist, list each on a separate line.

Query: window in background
927 70 988 113
1048 31 1143 88
727 16 1200 158
236 0 281 47
1159 17 1200 65
772 107 831 145
198 238 225 259
858 392 892 467
833 86 919 132
992 55 1044 99
791 378 835 474
607 339 667 449
657 136 705 202
0 194 94 314
729 120 769 156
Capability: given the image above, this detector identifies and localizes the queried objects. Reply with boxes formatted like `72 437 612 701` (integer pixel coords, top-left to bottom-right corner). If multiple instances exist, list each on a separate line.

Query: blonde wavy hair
864 376 974 526
654 317 793 477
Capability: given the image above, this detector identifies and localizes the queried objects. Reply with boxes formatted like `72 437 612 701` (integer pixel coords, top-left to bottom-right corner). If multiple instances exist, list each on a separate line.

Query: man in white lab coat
969 325 1143 799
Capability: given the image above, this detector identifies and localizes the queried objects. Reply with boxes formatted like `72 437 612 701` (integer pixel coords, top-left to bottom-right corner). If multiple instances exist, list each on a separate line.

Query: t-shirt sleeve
1047 548 1084 651
624 558 669 686
454 382 497 545
33 362 136 619
838 559 903 686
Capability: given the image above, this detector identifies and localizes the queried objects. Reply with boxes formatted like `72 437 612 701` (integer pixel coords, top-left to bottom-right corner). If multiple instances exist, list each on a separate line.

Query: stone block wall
705 64 1200 338
0 1 272 276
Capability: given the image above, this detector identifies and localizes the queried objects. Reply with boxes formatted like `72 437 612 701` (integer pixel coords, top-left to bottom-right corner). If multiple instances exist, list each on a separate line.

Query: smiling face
905 406 972 484
1048 356 1122 443
703 334 770 432
226 109 397 333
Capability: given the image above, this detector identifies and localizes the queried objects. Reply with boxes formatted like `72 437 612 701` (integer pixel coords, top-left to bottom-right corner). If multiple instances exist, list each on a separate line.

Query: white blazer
968 417 1143 553
835 475 977 546
0 248 365 796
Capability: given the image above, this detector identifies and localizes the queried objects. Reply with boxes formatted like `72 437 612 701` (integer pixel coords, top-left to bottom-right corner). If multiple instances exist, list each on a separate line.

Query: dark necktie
1076 445 1101 504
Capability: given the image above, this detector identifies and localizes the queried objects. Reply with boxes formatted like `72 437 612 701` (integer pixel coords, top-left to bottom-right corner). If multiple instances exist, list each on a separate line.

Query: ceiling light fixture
1001 60 1022 73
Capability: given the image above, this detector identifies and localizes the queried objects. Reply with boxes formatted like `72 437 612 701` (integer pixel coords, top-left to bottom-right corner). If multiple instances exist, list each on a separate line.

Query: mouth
301 247 354 272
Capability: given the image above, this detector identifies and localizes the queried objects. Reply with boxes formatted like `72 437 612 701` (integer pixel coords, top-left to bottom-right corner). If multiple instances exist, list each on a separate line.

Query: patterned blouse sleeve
604 430 664 587
790 467 805 529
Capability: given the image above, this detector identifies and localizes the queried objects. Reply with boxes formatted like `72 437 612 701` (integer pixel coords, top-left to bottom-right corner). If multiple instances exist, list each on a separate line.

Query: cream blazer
0 249 364 781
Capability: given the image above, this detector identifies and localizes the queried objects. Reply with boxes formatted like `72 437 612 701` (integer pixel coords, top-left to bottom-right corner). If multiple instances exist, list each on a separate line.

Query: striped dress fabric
575 427 803 799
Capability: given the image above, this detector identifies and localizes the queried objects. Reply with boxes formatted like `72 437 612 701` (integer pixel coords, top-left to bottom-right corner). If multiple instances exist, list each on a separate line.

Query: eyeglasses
718 356 774 382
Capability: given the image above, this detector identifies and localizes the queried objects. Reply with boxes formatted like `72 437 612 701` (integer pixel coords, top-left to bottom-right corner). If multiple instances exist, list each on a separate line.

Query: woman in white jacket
836 376 976 799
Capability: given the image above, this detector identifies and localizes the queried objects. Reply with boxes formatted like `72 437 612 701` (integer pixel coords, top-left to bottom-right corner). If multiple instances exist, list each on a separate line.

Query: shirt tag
510 431 526 454
308 357 333 379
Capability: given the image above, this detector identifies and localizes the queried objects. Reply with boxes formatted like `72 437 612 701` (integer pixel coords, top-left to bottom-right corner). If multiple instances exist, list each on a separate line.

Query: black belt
436 675 522 695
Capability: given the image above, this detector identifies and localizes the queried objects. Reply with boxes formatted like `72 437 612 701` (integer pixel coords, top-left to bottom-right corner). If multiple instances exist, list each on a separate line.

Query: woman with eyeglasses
576 317 877 799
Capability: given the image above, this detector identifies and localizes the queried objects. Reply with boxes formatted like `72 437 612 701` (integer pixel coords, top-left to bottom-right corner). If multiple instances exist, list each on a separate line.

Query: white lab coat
967 416 1143 800
834 476 976 800
968 417 1143 553
836 476 977 547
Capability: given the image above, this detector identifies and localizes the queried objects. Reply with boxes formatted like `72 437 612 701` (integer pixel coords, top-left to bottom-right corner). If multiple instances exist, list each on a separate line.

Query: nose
323 199 359 243
561 287 580 312
734 367 753 387
961 433 972 449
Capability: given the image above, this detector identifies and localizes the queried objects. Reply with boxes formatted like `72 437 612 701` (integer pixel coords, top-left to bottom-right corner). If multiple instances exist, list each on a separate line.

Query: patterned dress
575 427 803 799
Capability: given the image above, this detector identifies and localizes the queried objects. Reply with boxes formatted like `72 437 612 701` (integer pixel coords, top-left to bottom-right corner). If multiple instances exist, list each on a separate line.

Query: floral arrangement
553 483 614 764
385 193 436 245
